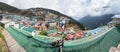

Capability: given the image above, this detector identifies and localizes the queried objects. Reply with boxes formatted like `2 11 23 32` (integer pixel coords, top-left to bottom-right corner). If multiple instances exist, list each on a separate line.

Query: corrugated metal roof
112 15 120 18
0 19 15 24
0 19 10 24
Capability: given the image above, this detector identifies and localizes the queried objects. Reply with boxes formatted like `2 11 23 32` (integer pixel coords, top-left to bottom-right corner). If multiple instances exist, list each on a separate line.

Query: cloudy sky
0 0 120 20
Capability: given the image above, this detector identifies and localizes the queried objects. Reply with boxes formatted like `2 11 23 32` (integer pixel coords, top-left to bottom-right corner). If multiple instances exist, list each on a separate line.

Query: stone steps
117 43 120 48
109 43 120 52
109 47 120 52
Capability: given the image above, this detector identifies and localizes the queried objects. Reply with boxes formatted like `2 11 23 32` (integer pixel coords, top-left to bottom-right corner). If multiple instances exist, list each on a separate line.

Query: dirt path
2 29 26 52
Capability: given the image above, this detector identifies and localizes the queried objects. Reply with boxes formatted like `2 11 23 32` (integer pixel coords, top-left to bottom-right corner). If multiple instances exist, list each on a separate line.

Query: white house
112 15 120 25
0 19 19 28
49 22 57 27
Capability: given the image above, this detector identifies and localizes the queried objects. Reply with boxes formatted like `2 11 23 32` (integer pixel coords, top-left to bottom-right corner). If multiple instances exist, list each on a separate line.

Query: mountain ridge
79 14 114 29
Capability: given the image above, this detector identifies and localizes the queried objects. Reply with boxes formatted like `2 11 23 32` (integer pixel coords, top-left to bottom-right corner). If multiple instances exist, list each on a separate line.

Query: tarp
6 26 120 52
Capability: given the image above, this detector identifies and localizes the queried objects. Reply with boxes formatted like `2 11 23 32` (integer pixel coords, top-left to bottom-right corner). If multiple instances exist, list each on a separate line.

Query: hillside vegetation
0 27 8 52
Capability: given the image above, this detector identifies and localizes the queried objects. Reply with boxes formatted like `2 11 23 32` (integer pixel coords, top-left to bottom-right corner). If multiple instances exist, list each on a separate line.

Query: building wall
14 24 19 28
113 18 120 24
5 22 14 28
4 21 19 28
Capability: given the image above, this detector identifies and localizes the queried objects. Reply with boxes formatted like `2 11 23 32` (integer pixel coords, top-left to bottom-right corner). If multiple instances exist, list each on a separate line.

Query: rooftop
0 19 10 24
112 15 120 18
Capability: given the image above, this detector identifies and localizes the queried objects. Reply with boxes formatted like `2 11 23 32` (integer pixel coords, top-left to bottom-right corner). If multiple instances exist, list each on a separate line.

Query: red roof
45 18 50 21
74 33 80 37
66 34 73 40
33 26 40 28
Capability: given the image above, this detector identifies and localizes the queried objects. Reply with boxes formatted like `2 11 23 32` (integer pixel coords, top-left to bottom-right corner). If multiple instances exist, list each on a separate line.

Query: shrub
39 31 47 36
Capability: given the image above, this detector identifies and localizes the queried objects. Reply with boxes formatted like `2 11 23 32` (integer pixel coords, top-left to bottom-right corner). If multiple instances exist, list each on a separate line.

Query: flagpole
59 19 65 52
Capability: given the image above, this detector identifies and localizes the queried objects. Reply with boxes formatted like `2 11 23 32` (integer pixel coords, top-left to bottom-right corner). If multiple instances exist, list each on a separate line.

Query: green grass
0 43 2 52
0 28 3 52
0 27 3 52
0 27 5 41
